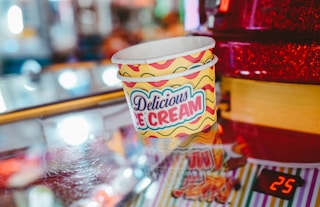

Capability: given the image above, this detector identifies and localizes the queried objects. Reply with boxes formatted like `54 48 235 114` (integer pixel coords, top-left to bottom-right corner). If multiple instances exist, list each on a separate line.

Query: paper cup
111 36 215 78
117 56 218 138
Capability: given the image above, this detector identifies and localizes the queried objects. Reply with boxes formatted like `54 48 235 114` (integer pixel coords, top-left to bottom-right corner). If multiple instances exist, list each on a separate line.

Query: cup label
130 84 205 131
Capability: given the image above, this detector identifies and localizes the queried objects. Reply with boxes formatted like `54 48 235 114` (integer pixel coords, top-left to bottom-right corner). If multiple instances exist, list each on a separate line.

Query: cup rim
117 55 217 83
111 36 215 65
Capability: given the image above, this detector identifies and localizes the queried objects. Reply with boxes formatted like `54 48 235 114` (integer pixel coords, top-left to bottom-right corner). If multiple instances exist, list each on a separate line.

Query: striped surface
125 156 320 207
122 65 217 138
225 160 320 207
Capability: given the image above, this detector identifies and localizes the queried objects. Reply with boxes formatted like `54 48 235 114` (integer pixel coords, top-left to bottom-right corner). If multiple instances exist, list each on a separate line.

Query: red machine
189 0 320 206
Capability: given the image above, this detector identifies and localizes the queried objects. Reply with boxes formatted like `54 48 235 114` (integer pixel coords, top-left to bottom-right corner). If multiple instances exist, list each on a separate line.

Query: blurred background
0 0 206 115
0 0 197 75
0 1 319 206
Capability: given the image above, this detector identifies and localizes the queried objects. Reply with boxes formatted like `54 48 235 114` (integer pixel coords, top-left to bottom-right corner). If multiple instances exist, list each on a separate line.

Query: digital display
253 168 304 200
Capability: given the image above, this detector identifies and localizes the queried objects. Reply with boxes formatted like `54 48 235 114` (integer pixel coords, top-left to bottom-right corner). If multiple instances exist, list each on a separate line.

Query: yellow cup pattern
119 49 213 78
121 65 217 138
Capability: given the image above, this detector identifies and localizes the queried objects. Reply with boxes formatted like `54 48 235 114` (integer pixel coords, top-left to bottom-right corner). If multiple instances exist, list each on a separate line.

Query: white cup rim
117 55 218 83
111 36 215 65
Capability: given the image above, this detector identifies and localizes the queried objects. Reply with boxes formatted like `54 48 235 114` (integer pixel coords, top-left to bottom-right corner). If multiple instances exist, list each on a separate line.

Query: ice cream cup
111 36 215 78
117 55 218 138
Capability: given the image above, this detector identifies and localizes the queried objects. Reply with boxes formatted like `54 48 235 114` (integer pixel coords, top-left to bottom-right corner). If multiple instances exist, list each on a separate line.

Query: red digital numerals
269 176 295 194
253 169 304 200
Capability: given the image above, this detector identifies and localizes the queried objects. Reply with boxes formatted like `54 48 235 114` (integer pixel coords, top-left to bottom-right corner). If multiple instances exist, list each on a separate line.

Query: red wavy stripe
123 81 136 87
201 124 214 132
184 71 200 79
149 59 175 69
183 50 206 62
175 132 189 137
206 106 216 115
149 80 169 87
190 116 202 124
128 64 140 72
202 84 215 92
201 126 213 134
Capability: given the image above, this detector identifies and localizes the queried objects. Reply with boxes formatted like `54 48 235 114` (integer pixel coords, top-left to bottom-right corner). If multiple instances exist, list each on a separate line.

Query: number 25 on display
253 169 305 200
269 176 295 194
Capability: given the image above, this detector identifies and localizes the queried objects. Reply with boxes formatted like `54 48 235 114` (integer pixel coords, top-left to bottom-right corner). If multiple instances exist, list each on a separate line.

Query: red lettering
168 107 178 122
187 149 215 170
188 96 202 114
158 110 170 125
201 150 215 170
188 151 201 170
179 103 190 120
135 113 145 127
145 95 203 129
148 112 157 126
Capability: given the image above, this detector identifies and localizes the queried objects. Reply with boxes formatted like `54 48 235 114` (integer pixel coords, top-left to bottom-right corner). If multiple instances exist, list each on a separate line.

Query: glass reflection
101 65 121 87
7 5 24 34
58 115 91 146
0 62 122 115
